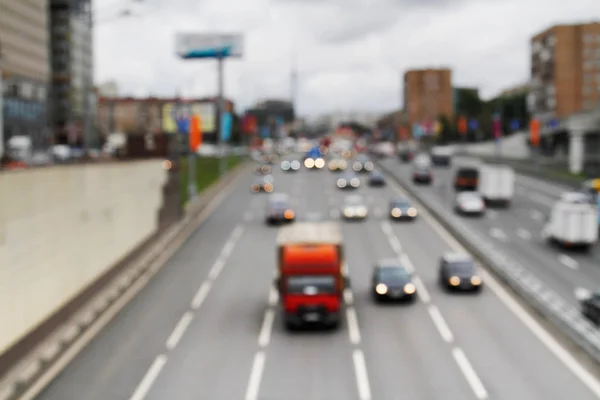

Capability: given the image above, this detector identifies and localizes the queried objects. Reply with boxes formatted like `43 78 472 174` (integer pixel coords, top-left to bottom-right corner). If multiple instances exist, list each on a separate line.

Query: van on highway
454 166 479 191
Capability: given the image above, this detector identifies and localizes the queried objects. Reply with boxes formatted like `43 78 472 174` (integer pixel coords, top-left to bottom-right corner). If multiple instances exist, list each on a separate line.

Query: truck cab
275 222 348 330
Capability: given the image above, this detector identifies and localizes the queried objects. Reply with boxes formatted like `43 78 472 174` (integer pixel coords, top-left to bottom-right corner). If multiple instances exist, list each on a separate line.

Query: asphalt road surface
35 156 600 400
378 156 600 309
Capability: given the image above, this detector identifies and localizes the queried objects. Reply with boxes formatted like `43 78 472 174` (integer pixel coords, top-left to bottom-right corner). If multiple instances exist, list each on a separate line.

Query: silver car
454 192 485 216
342 195 368 220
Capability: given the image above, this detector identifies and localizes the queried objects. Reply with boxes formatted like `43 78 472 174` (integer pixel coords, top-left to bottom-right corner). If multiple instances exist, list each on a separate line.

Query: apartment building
49 0 96 146
0 0 50 148
403 68 453 130
529 21 600 123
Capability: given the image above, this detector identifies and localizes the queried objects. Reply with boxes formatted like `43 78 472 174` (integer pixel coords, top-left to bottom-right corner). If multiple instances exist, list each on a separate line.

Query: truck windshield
286 275 336 295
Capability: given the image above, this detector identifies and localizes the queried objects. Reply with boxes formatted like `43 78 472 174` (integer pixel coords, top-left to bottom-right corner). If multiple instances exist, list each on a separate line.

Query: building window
547 34 556 46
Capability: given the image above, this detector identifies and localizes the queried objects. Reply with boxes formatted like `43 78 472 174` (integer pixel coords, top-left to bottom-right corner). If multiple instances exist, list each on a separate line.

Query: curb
375 158 600 367
0 161 252 400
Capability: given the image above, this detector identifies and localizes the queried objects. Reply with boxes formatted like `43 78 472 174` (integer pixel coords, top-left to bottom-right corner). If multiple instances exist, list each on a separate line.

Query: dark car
579 289 600 325
336 172 360 189
372 261 417 303
265 193 295 225
368 171 386 187
389 197 418 220
438 253 483 292
454 167 479 191
254 164 272 175
351 155 374 173
250 175 274 193
281 160 301 172
412 165 433 184
399 150 414 163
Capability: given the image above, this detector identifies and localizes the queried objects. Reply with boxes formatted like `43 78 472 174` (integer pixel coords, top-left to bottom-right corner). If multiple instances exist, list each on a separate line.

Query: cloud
94 0 599 116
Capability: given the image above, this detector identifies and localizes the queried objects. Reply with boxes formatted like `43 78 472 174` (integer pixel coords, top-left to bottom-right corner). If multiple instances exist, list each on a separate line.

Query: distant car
412 165 432 184
304 156 325 169
251 175 274 193
281 160 301 172
438 253 483 292
579 288 600 325
372 260 417 302
398 150 414 163
351 155 374 173
254 164 272 175
337 172 360 189
430 147 453 166
342 195 368 220
454 192 485 216
389 197 418 221
262 153 279 164
328 157 347 172
413 153 432 168
368 171 386 187
454 167 479 191
265 193 295 225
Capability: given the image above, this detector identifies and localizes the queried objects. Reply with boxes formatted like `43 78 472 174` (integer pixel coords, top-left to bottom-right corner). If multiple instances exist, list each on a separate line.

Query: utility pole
217 54 226 177
0 42 4 159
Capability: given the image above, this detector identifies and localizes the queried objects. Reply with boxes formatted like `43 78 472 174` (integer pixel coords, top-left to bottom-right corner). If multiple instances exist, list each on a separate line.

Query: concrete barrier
0 160 167 357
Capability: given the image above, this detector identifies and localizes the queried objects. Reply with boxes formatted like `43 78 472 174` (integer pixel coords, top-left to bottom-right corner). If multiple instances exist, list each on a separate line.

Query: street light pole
217 54 226 177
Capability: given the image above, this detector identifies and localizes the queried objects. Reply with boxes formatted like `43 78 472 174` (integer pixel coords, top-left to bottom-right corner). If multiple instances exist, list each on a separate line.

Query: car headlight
375 283 388 295
340 161 347 169
281 161 290 170
337 179 347 188
449 276 460 286
356 207 367 217
471 276 482 285
391 207 401 217
365 162 374 171
328 161 336 170
353 162 362 171
304 158 315 168
403 283 416 294
284 210 295 219
251 184 259 192
291 160 300 170
343 208 355 217
315 158 325 168
264 183 273 192
407 207 417 217
350 178 360 187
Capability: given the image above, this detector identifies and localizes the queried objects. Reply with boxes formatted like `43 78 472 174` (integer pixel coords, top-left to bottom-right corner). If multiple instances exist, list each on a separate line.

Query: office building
403 68 453 130
0 0 50 149
49 0 97 147
529 21 600 123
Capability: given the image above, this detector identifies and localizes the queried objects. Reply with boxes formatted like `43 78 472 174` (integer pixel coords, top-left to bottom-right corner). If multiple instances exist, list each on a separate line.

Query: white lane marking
452 348 488 399
529 192 555 207
399 253 414 273
258 310 275 348
243 211 253 222
208 258 226 280
222 240 235 258
412 276 431 303
489 227 508 242
389 176 600 396
388 235 403 254
558 254 579 270
530 209 544 221
352 349 372 400
330 209 340 219
380 220 393 236
344 288 354 305
575 287 593 301
128 354 168 400
232 224 244 240
165 312 194 350
346 308 361 345
517 228 531 240
428 305 454 343
487 210 498 220
191 280 212 309
268 285 279 306
245 351 266 400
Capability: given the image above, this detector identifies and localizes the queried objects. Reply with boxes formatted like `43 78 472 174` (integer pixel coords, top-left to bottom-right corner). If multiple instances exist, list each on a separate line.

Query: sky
95 0 598 117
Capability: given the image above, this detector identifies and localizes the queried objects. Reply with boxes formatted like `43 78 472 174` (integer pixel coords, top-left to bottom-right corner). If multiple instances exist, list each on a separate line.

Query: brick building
403 68 453 131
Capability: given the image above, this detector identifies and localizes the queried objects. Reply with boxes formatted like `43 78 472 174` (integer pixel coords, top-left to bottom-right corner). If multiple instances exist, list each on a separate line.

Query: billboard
161 102 216 134
175 33 244 59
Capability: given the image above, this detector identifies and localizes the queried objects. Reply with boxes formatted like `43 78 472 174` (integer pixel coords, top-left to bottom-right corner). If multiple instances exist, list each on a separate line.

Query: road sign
175 33 244 59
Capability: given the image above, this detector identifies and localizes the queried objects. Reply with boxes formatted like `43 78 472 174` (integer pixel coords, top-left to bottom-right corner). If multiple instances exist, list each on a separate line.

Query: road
34 156 600 400
378 156 600 308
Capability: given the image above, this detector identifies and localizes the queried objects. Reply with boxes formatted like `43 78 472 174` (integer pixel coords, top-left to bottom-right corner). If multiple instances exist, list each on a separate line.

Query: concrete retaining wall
0 161 167 355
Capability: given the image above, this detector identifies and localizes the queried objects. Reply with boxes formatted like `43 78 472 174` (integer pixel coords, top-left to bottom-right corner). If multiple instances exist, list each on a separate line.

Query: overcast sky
95 0 598 116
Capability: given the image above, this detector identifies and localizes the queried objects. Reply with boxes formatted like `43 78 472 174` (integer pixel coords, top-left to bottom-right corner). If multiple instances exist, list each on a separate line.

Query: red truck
275 222 347 330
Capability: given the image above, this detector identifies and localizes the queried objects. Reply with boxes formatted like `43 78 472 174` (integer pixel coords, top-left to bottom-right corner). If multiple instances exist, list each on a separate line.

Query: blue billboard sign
175 33 244 59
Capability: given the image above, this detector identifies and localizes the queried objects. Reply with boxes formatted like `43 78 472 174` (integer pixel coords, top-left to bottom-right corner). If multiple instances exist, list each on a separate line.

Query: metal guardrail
376 159 600 366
